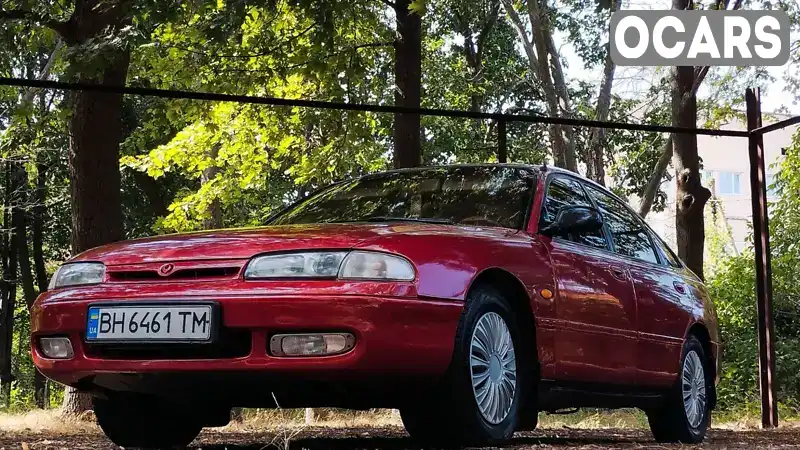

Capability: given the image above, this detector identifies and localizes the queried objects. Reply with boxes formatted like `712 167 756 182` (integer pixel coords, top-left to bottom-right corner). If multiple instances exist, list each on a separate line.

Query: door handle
673 281 687 295
608 267 628 280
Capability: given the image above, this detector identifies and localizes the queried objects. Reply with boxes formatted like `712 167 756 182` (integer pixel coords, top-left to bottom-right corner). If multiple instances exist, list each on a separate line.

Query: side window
541 177 608 250
584 185 659 264
652 235 682 267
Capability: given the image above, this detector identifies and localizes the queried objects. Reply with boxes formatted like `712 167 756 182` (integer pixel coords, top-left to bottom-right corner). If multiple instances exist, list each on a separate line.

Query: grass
0 407 794 434
0 409 98 434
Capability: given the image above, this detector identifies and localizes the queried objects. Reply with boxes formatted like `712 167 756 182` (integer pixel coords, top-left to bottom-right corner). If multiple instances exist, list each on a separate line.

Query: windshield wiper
364 216 454 225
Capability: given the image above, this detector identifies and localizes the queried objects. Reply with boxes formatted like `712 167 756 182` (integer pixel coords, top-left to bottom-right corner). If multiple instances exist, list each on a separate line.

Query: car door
582 184 688 386
540 175 638 385
634 230 697 386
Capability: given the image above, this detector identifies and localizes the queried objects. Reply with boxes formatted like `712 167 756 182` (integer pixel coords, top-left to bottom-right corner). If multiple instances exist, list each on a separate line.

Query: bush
708 139 800 413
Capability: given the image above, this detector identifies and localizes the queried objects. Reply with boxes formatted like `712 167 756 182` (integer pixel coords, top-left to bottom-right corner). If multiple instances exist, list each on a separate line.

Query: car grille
106 261 245 282
83 328 252 360
108 266 241 282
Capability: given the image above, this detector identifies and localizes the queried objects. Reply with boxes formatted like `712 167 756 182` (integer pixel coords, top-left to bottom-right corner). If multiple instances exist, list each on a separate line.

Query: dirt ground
4 426 800 449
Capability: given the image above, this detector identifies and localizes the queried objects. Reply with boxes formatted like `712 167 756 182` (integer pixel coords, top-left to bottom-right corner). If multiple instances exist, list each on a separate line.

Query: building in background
638 113 795 256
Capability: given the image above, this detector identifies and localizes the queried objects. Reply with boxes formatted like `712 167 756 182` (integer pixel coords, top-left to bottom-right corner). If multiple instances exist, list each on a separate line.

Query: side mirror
540 205 603 237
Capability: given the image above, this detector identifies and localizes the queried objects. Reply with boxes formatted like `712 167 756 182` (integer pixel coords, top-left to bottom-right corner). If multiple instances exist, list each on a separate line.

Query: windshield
269 166 536 229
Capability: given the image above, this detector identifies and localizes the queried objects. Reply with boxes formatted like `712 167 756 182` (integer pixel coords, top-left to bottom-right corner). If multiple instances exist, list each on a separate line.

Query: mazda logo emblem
158 263 175 276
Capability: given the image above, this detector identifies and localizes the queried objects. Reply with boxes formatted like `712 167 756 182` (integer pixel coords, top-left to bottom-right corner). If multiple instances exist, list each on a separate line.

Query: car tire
93 394 203 449
646 335 710 444
400 283 530 445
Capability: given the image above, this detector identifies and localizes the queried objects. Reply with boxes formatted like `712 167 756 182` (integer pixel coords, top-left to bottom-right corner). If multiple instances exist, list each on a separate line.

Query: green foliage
708 139 800 411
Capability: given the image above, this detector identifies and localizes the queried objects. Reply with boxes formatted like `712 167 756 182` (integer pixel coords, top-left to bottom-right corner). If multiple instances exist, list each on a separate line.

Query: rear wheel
647 335 710 444
400 284 531 445
93 394 203 449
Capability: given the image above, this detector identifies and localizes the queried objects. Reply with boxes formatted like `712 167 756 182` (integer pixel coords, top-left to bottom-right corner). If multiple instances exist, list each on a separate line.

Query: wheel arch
468 267 541 427
468 268 535 340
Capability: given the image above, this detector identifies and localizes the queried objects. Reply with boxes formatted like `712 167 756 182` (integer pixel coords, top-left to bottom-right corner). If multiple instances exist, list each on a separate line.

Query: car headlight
244 251 415 281
339 251 415 280
48 262 106 289
244 251 348 278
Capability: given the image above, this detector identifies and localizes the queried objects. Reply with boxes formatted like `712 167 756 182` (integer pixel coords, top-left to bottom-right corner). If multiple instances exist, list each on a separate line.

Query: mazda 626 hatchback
32 164 720 447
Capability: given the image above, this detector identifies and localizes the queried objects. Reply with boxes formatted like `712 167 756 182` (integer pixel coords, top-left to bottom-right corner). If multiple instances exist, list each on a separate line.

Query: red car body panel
31 165 720 406
32 290 462 384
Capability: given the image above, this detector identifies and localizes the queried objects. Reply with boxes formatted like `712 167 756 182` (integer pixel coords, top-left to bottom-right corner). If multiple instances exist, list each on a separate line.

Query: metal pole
498 119 508 163
745 88 778 429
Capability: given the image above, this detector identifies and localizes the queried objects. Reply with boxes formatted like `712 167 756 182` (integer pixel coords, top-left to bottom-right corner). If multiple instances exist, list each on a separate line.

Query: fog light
269 333 355 357
40 337 74 359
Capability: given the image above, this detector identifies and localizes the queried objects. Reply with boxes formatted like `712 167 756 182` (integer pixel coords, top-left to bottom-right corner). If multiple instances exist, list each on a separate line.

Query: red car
32 164 720 447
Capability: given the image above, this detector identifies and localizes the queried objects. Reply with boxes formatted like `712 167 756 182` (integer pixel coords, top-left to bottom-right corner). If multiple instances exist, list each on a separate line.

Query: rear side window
652 235 682 267
541 177 608 250
584 185 659 264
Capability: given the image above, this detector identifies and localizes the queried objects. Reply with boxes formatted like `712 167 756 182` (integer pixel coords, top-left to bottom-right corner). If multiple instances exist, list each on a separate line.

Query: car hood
70 222 497 266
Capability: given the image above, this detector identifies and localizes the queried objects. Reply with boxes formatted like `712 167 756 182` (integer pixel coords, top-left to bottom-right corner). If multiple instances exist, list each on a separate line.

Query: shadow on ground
192 427 800 449
5 426 800 449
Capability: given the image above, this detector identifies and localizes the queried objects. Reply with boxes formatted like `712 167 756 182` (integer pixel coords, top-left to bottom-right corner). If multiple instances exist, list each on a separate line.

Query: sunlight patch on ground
0 410 98 434
1 407 794 434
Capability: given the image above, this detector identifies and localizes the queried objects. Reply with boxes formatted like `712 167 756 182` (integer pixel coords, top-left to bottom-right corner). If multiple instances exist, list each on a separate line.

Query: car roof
358 163 599 187
357 163 542 177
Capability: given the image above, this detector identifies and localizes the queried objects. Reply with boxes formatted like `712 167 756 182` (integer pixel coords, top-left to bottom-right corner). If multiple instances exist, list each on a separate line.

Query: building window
717 172 741 195
766 173 778 198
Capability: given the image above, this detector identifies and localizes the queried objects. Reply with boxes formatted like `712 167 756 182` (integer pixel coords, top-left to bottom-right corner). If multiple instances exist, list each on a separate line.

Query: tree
393 0 423 168
708 138 800 411
0 0 134 413
672 64 710 280
500 0 577 171
584 0 621 186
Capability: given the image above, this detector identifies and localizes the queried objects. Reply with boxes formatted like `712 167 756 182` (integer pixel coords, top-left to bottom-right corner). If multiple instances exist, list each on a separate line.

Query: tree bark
393 0 422 168
586 0 621 186
13 167 35 310
671 60 710 280
132 170 169 219
0 162 18 407
201 145 222 230
638 0 745 218
638 66 710 219
61 0 132 415
32 160 49 295
638 136 674 218
10 164 47 408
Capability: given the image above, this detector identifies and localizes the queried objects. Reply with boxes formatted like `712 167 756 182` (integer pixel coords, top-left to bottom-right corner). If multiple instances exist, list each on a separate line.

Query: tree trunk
13 167 35 310
201 144 222 230
393 0 422 168
61 0 132 415
0 162 18 407
638 136 674 218
586 0 621 185
639 66 711 219
671 61 710 280
455 4 501 159
132 170 169 219
10 163 48 408
32 160 48 295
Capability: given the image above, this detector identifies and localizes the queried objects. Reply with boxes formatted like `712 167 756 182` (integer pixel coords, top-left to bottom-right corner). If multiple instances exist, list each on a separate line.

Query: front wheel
93 394 203 448
400 284 531 445
647 335 710 444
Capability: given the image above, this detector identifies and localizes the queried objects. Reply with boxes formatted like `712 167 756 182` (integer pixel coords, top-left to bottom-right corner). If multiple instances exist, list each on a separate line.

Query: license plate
86 304 214 342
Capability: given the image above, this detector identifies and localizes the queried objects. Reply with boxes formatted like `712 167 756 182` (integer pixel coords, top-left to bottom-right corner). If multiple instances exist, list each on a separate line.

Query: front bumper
31 289 463 390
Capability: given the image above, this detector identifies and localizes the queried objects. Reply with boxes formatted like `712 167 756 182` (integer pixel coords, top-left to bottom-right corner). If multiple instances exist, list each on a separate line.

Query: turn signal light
39 337 74 359
269 333 355 357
